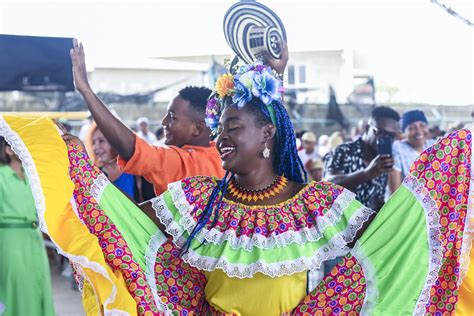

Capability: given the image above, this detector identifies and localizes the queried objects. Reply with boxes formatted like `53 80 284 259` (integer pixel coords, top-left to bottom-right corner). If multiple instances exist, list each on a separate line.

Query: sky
1 0 473 105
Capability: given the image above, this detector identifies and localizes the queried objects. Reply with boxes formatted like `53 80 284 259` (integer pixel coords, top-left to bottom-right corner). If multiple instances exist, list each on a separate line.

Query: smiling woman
149 61 376 314
85 122 143 202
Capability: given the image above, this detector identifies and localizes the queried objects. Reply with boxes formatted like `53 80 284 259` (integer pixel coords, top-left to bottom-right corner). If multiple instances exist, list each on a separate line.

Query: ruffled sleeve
151 176 375 278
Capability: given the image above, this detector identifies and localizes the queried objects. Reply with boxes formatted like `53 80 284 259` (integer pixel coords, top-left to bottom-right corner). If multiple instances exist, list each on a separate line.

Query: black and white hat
223 1 287 64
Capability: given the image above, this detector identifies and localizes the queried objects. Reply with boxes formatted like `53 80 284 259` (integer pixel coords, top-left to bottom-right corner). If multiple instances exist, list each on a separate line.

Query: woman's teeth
220 146 235 159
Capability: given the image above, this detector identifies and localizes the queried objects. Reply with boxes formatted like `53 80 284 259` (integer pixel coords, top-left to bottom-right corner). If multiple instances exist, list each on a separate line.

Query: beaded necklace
228 176 288 202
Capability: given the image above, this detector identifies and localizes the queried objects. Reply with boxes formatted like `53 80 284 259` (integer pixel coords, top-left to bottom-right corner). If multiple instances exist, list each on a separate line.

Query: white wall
163 49 366 104
89 68 208 102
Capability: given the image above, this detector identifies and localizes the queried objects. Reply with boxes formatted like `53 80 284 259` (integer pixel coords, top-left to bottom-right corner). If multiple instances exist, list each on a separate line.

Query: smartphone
377 135 393 157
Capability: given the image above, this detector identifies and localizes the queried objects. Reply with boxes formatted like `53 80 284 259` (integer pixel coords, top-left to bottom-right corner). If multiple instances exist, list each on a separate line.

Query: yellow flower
215 74 234 98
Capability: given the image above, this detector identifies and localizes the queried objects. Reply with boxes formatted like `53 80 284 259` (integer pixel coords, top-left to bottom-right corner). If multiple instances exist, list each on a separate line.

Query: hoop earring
262 143 270 158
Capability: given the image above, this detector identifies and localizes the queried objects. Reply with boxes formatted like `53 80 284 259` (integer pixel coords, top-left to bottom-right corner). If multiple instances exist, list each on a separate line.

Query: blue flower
232 80 253 108
251 68 281 105
205 117 218 130
238 70 255 89
237 64 253 75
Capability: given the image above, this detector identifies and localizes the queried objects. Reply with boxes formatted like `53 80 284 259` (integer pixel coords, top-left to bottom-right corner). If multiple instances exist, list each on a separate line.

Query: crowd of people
0 38 472 315
73 101 446 212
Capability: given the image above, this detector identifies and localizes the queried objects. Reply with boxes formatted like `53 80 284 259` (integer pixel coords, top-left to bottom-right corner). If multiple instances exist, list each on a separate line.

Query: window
298 65 306 83
288 65 295 85
287 64 306 86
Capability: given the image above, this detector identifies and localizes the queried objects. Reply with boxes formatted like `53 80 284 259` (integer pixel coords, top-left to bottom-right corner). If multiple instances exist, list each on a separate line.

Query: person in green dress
0 137 55 316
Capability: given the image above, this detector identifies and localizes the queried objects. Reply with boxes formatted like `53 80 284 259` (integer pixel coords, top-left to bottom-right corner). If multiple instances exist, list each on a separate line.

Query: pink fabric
410 130 472 313
180 176 345 239
68 144 158 314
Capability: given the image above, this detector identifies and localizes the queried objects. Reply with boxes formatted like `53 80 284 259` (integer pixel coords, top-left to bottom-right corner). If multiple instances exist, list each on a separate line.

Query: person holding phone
323 106 400 211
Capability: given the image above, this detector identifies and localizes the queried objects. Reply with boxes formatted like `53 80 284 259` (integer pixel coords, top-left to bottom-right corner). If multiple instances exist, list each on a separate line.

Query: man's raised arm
70 39 135 160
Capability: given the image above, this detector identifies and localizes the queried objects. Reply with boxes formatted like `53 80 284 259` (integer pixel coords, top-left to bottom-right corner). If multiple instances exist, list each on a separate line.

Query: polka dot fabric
153 239 210 314
67 144 158 315
291 254 366 315
292 128 473 314
180 176 345 241
410 129 472 314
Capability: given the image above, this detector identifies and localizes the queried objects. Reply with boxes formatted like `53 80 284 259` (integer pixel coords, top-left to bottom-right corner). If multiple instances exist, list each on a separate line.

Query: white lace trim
152 196 188 248
351 241 378 315
0 116 128 316
90 173 110 204
154 180 367 251
459 125 474 285
72 264 102 316
71 262 86 294
174 204 373 278
144 230 169 312
180 238 346 279
403 175 443 315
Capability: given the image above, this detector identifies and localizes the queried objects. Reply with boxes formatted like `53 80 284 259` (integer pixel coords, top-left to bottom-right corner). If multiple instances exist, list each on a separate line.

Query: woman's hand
52 119 85 150
62 133 86 150
267 41 288 76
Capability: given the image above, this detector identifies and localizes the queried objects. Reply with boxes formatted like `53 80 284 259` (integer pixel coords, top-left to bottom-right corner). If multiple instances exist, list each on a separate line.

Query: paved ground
50 263 84 316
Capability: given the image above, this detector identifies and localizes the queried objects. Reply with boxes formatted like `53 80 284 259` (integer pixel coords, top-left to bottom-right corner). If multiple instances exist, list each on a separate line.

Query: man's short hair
371 106 400 122
178 86 212 116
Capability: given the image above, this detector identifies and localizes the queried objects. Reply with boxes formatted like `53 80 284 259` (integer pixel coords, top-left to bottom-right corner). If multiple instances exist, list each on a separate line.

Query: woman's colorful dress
0 164 55 316
0 114 473 315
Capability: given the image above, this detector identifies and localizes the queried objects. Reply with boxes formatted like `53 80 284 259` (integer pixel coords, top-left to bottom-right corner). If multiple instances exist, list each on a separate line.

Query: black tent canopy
0 34 74 92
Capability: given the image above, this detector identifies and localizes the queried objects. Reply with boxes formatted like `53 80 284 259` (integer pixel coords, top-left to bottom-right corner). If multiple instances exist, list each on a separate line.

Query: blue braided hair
181 171 234 254
243 97 307 183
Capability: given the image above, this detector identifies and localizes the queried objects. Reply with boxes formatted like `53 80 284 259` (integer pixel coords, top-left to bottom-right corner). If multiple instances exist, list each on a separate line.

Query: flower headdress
205 60 283 135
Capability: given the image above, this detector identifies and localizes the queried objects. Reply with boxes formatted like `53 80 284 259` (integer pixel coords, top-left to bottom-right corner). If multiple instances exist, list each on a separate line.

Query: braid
272 102 307 183
245 99 307 183
181 172 233 255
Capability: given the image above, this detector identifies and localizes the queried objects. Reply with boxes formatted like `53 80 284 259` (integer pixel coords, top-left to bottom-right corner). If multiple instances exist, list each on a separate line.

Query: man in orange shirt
70 40 224 195
117 85 225 195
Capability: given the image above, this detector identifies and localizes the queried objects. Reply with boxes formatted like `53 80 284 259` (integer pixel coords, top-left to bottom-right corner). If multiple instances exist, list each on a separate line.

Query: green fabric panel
163 196 366 264
99 184 158 270
191 234 329 264
359 186 429 314
0 167 55 316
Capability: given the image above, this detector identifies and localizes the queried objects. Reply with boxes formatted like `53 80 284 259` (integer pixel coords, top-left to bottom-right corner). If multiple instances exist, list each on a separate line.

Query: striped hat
223 1 287 64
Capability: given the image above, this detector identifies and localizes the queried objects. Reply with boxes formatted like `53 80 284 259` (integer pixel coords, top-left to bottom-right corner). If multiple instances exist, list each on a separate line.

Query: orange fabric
118 136 224 195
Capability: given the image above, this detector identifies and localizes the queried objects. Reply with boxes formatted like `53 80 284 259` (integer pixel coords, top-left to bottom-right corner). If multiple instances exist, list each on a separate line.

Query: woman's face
216 106 270 174
405 121 429 148
92 129 116 164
